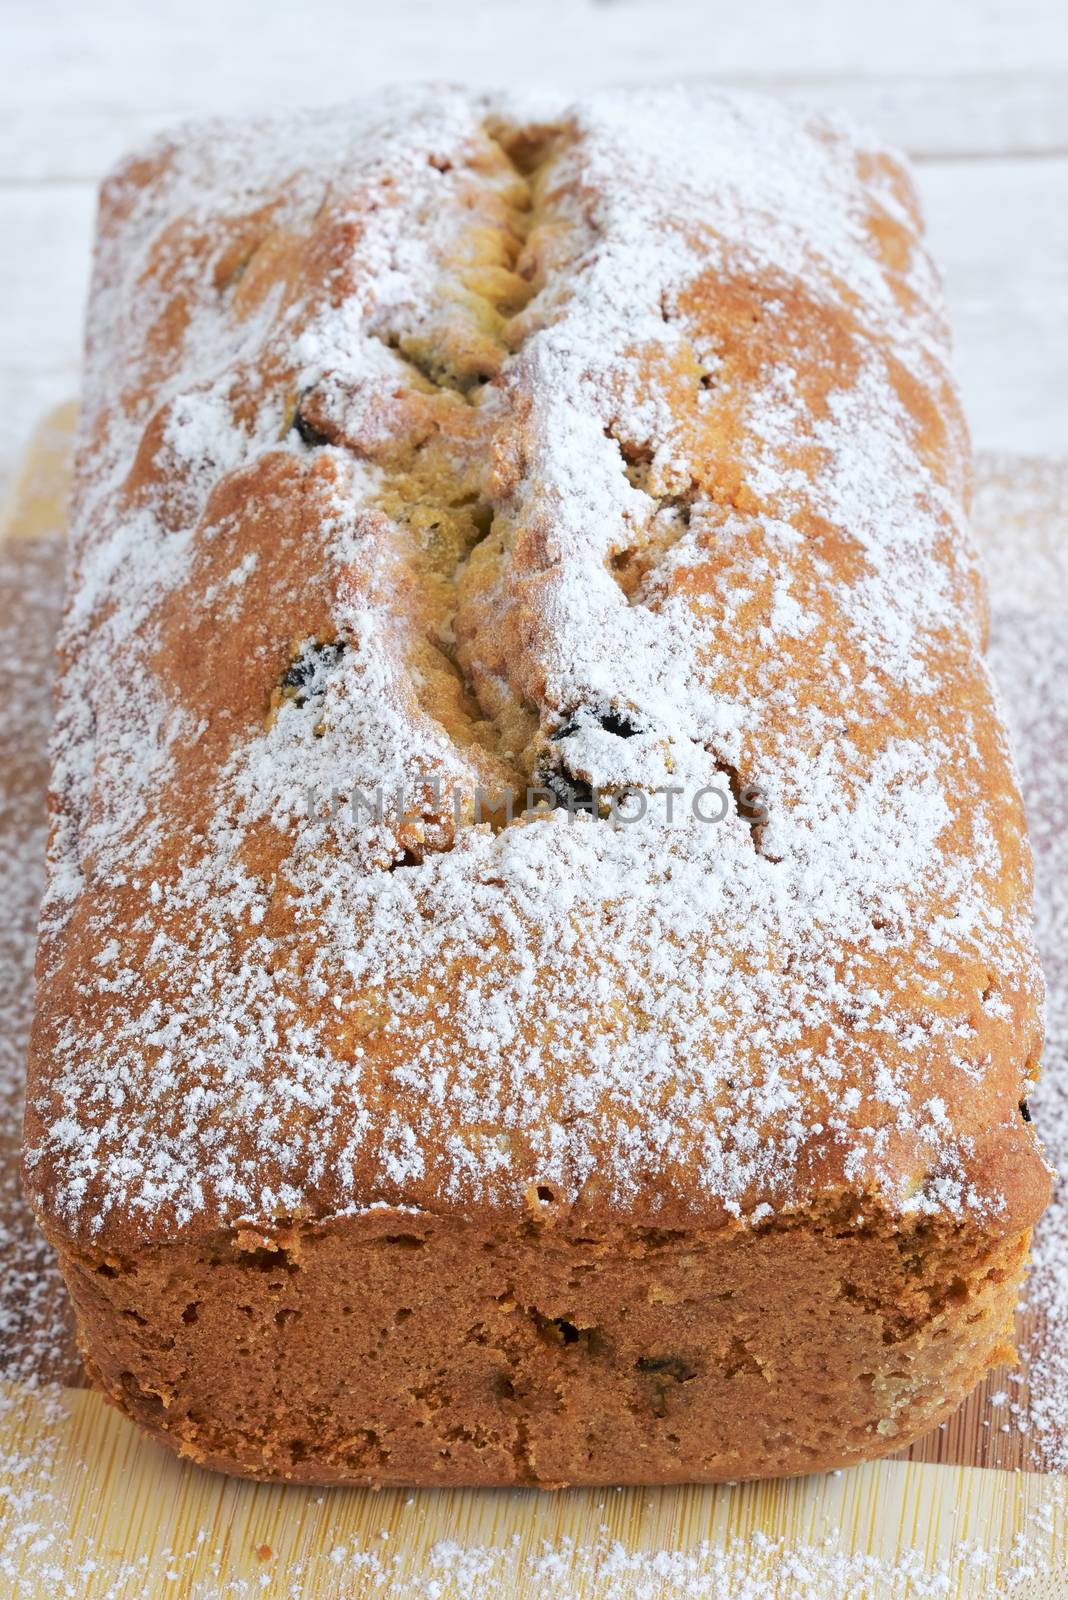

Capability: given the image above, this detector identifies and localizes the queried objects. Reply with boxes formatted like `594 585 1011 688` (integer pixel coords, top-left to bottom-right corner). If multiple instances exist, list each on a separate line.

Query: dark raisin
597 708 641 739
635 1356 697 1382
291 409 331 448
539 706 645 812
542 767 595 811
1020 1100 1033 1124
280 639 345 705
280 658 314 692
550 705 643 742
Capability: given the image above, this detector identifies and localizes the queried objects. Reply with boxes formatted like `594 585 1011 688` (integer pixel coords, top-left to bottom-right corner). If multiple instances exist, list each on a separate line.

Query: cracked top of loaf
25 86 1049 1247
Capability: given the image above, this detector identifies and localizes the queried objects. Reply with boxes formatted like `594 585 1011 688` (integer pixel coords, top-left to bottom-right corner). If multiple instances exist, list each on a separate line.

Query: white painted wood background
1 0 1066 484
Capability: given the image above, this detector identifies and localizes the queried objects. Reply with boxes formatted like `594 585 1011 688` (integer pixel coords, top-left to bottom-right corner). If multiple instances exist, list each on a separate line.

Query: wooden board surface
1 1378 1066 1600
1 411 1066 1596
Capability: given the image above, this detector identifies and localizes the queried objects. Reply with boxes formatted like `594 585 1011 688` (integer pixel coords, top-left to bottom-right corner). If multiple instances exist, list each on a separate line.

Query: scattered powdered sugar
0 529 76 1386
988 598 1068 1475
20 87 1047 1248
0 526 89 1597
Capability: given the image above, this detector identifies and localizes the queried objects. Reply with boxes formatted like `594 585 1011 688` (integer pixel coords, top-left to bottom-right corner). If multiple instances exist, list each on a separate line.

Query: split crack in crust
280 118 765 854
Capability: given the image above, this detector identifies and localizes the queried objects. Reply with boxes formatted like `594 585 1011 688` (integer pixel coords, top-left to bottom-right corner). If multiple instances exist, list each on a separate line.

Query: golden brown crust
23 87 1049 1482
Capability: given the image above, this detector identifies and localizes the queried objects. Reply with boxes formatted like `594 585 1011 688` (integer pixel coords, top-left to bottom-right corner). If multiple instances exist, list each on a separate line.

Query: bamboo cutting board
0 408 1065 1598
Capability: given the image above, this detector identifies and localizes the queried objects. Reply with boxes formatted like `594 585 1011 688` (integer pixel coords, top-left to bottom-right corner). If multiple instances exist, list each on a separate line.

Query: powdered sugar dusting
22 87 1045 1242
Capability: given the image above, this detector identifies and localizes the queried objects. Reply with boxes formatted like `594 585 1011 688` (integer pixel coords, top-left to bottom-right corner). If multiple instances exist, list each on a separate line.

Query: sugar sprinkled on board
988 593 1068 1476
0 524 92 1595
0 527 76 1387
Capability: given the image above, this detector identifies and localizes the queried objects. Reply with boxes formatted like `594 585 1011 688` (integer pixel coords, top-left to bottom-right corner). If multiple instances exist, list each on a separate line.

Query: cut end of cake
51 1204 1032 1486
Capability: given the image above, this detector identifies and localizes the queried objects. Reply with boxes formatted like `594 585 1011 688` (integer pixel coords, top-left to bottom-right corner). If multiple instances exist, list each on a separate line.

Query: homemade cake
23 87 1050 1485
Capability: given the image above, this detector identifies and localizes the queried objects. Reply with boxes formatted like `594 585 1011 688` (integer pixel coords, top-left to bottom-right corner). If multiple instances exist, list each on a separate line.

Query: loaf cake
24 86 1050 1486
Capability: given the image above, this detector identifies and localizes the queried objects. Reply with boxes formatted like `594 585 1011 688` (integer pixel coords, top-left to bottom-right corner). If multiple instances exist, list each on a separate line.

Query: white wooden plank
917 157 1068 455
10 0 1068 94
771 74 1068 160
4 0 1068 183
4 76 1068 187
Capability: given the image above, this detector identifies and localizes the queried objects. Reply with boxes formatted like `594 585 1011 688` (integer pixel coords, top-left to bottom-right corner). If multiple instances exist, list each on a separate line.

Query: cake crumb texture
57 1207 1028 1485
